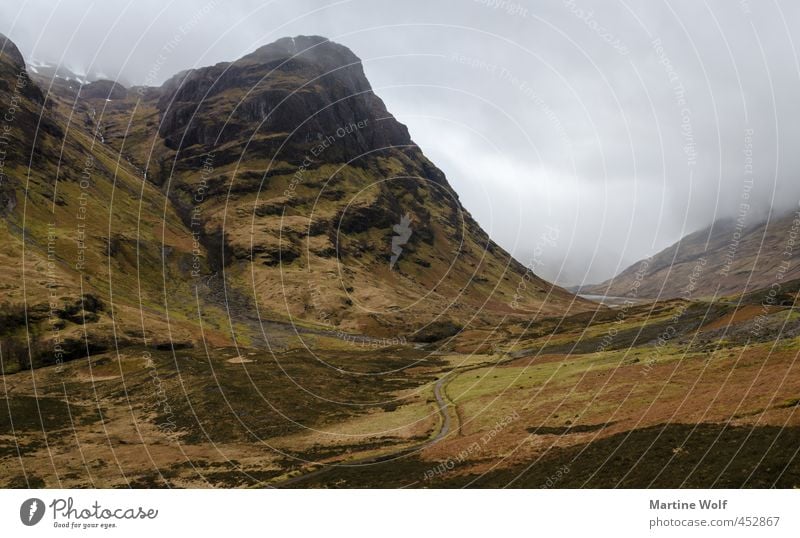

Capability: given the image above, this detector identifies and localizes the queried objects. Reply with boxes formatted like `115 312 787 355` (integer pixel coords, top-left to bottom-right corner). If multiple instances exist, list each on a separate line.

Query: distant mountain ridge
583 208 800 299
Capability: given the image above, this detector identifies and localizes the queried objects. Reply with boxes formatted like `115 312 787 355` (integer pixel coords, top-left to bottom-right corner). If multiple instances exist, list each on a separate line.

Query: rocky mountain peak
155 36 411 161
243 35 361 70
80 79 128 100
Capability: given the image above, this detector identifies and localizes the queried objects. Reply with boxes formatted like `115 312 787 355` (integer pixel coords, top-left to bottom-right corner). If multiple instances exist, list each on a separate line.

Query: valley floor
2 295 800 488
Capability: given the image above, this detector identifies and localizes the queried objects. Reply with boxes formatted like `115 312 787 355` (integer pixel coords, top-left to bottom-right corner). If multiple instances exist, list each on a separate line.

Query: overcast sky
3 0 800 286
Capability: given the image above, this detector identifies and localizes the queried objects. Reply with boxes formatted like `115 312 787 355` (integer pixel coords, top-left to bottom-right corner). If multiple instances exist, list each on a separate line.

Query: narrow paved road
271 372 454 488
429 373 452 443
267 352 526 488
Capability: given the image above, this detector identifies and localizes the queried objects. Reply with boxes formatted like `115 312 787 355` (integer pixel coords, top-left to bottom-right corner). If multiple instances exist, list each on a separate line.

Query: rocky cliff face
0 33 27 70
144 35 588 334
0 33 57 216
157 36 411 162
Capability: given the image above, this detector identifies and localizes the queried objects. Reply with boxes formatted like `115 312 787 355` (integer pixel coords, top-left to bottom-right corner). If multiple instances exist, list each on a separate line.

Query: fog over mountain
3 0 799 286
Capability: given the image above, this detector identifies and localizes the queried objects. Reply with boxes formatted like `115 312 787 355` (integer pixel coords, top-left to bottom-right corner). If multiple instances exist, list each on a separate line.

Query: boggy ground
1 294 799 488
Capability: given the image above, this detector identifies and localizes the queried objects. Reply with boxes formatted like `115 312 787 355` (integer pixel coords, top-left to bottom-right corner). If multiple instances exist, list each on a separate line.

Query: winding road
271 372 454 488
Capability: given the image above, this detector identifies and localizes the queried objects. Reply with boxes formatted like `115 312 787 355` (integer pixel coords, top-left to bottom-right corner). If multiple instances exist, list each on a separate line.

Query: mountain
583 209 800 300
76 35 591 334
0 34 589 371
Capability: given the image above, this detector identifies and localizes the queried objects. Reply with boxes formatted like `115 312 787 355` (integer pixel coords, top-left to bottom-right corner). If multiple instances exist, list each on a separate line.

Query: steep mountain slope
584 209 800 300
0 33 229 372
66 35 590 338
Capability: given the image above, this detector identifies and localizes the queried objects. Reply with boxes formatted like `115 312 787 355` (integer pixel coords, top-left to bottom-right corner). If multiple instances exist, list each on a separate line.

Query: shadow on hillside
455 423 800 488
293 422 800 488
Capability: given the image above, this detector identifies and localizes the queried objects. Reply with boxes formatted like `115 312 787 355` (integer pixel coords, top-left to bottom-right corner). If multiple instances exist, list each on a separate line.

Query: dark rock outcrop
156 35 412 163
0 33 26 70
